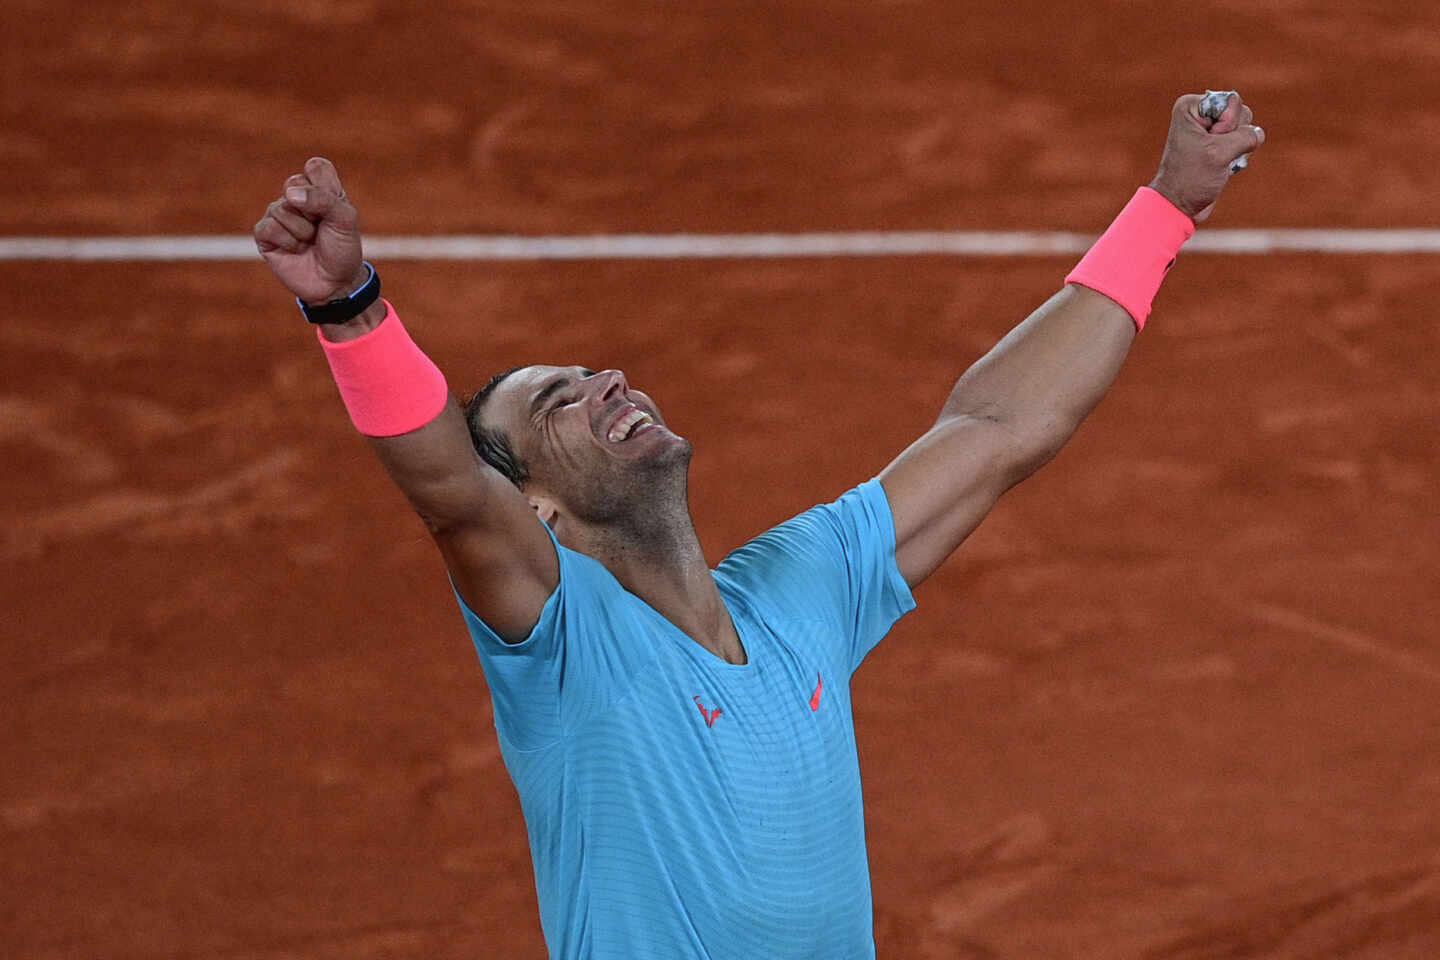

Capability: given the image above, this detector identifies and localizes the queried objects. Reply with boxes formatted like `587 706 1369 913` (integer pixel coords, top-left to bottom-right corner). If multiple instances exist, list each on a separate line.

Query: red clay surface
4 2 1440 957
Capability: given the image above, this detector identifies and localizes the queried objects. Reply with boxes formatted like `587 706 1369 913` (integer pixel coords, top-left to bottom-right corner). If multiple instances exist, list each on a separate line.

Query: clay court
4 1 1439 956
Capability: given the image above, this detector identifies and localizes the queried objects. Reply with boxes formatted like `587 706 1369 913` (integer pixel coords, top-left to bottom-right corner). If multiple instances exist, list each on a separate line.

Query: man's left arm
880 90 1265 588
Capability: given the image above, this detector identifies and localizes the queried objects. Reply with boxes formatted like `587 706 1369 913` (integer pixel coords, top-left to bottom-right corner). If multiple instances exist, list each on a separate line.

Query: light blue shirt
455 478 915 959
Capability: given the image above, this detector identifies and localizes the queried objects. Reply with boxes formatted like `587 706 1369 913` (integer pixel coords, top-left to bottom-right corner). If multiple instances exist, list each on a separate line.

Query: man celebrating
254 91 1263 959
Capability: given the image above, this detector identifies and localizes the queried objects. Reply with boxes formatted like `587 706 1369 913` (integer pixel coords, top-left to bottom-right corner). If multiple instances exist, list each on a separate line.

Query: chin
631 432 692 487
656 433 693 467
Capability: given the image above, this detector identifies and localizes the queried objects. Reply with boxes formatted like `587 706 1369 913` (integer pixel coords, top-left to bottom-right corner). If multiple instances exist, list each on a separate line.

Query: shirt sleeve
451 521 633 751
719 477 916 673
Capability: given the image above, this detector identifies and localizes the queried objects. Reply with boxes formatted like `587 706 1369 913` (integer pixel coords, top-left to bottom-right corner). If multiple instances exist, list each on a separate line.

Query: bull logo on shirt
693 696 723 728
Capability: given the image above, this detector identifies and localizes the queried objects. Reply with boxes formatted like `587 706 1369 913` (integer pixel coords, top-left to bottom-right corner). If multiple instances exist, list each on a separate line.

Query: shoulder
717 479 898 606
717 478 914 672
455 526 633 651
721 479 897 569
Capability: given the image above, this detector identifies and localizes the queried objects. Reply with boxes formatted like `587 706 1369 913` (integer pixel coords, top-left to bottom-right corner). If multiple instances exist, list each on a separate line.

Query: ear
527 494 559 527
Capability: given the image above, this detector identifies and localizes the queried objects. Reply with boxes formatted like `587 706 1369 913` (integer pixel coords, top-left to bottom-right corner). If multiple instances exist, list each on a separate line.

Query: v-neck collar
631 569 754 672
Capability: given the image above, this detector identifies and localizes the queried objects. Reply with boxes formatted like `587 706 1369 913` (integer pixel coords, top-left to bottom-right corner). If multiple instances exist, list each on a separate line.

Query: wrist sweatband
1064 186 1196 331
316 300 450 437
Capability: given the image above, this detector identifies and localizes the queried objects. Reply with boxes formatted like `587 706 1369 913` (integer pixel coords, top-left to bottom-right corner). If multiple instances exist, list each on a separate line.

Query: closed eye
531 378 572 419
531 367 597 422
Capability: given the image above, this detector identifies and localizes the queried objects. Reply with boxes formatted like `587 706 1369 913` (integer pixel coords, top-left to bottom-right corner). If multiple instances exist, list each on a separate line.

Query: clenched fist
1149 91 1265 223
254 157 368 305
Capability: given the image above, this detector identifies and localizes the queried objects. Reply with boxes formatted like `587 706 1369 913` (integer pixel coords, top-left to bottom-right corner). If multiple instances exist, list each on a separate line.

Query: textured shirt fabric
454 478 915 960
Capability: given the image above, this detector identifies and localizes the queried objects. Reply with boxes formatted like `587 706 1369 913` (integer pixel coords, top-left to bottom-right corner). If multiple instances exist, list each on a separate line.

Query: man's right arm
253 157 556 642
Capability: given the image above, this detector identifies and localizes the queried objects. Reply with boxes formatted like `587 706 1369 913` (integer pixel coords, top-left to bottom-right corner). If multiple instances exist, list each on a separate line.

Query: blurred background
3 1 1438 957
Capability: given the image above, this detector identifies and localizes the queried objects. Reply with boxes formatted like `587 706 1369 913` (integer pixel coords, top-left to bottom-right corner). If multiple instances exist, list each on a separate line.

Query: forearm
878 91 1262 588
255 160 550 606
942 183 1197 478
365 396 505 534
941 284 1136 478
314 295 500 531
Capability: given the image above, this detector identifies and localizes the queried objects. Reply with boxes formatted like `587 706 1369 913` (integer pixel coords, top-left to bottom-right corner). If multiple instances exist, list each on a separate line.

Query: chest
544 614 876 940
586 616 859 824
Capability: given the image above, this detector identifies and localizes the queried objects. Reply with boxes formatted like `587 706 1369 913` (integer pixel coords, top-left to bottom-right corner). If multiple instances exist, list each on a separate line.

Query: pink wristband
1064 186 1196 331
316 300 449 437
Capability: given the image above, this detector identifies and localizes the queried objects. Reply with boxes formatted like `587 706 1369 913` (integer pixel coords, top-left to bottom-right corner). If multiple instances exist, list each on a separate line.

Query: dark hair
462 366 530 489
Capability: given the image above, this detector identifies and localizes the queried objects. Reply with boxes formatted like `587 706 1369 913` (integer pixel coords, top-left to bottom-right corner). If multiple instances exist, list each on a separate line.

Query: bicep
878 415 1024 588
367 396 559 641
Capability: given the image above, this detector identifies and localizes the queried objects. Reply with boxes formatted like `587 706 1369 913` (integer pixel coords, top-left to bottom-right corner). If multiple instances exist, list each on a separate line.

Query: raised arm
253 158 556 640
880 91 1265 588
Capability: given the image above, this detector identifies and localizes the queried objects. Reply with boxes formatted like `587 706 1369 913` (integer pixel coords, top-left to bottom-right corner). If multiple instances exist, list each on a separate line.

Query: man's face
483 365 691 522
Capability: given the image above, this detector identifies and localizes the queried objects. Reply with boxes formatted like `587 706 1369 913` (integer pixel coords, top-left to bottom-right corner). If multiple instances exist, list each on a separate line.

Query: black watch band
297 261 381 324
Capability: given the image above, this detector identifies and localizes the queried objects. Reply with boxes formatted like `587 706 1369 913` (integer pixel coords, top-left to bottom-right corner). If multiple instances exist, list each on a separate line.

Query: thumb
304 156 346 197
282 182 358 231
1214 124 1265 165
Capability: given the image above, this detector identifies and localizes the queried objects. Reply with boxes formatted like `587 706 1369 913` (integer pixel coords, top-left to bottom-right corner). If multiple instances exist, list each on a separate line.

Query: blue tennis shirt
454 478 915 959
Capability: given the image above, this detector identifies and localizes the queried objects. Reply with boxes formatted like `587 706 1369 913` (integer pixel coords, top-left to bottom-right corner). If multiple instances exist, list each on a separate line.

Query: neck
557 494 745 665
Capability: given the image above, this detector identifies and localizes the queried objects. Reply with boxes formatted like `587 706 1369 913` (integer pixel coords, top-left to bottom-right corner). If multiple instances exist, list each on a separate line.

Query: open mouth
606 405 656 443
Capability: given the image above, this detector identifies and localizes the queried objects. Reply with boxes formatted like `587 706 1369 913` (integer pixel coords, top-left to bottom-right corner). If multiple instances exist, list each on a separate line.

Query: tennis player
254 90 1262 959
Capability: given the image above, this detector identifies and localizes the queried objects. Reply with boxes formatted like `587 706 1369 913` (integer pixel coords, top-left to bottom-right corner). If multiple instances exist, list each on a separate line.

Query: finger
1174 92 1206 127
253 214 305 254
282 180 356 229
1212 124 1266 166
279 171 322 223
1212 92 1244 134
304 157 346 199
266 198 318 243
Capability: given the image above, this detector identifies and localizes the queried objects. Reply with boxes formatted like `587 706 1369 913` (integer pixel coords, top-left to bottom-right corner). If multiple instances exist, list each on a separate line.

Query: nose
594 369 628 403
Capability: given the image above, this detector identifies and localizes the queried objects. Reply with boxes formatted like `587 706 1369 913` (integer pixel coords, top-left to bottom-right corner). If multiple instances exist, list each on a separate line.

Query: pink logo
809 672 823 711
693 696 722 727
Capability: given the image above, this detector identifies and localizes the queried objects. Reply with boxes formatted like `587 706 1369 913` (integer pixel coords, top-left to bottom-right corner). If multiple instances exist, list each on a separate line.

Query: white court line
1247 603 1440 685
4 230 1440 261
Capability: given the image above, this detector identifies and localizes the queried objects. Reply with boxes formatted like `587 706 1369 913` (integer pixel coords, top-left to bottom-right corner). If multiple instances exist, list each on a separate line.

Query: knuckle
260 218 299 246
260 226 293 251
